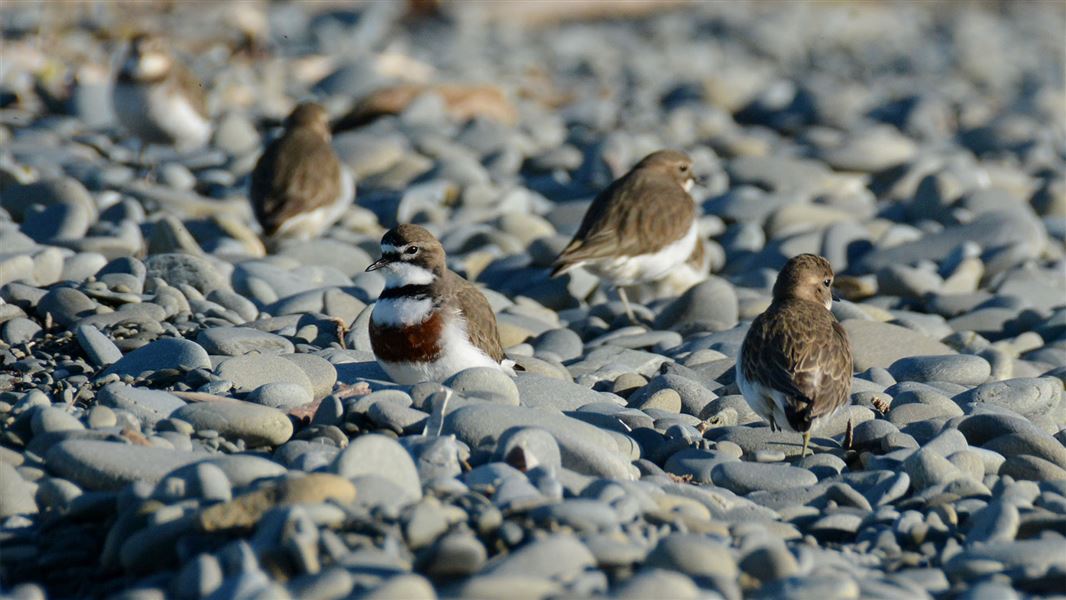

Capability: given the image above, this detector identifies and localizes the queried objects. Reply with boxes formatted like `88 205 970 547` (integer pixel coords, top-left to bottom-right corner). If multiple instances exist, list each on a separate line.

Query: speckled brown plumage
738 254 853 453
249 102 346 239
551 150 697 274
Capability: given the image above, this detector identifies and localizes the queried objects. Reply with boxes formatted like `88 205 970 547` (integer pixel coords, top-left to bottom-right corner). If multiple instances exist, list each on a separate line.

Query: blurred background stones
0 1 1064 599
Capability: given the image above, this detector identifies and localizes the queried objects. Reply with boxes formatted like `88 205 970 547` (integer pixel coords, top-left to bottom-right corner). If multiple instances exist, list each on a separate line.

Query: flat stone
496 427 562 471
982 432 1066 470
0 462 37 516
97 383 187 426
644 532 738 580
888 354 991 386
144 253 226 295
45 440 204 491
514 373 618 411
945 539 1066 581
333 434 422 504
711 461 818 495
483 534 595 580
75 324 123 367
172 400 293 447
903 448 962 490
843 320 955 371
967 500 1019 545
31 406 85 435
1 317 41 345
423 532 487 577
37 287 99 327
999 455 1066 482
740 543 800 583
102 338 211 379
860 210 1046 272
654 276 739 332
195 327 295 356
616 569 701 600
451 575 559 600
248 383 313 410
215 354 315 400
443 404 636 479
954 378 1062 418
283 354 338 401
444 367 520 405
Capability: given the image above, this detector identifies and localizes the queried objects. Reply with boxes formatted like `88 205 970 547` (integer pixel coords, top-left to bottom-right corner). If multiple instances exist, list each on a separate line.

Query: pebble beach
1 1 1065 599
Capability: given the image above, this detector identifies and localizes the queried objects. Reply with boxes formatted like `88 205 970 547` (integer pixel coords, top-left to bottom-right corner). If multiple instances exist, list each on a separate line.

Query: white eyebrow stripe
380 244 400 254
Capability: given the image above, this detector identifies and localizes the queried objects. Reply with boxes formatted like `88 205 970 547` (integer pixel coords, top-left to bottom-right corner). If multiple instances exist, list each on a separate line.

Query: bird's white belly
115 82 211 149
274 166 356 240
736 360 792 432
735 358 838 434
378 320 503 385
589 221 698 286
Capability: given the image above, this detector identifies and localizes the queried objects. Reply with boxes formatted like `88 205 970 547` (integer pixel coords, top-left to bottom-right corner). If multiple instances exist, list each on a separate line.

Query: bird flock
113 31 855 456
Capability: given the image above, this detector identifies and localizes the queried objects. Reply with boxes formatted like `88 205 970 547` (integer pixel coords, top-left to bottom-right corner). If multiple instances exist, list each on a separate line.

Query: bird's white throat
381 262 435 288
126 53 170 80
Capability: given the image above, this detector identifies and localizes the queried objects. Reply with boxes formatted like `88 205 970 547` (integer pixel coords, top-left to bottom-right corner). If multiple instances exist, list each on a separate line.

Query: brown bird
736 254 853 456
366 224 514 384
249 102 355 243
551 150 700 322
112 33 212 151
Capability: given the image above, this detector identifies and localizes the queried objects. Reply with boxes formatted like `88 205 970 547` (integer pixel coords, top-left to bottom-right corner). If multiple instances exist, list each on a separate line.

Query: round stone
711 461 818 495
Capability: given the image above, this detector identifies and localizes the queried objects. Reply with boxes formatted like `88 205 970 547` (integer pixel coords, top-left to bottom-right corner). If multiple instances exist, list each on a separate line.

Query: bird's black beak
366 257 391 272
831 289 841 302
693 174 708 187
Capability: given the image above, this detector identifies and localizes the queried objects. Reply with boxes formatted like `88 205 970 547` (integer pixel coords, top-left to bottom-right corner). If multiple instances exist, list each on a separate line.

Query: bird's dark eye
680 164 689 172
823 278 831 287
405 246 418 255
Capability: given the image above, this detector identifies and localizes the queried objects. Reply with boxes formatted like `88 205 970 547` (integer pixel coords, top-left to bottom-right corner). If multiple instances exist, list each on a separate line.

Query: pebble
514 373 615 410
173 400 293 447
903 448 963 490
483 534 595 580
247 382 313 410
443 404 635 479
843 321 956 371
888 354 992 386
195 327 295 356
0 462 38 516
444 367 521 405
333 434 423 504
966 500 1020 544
712 461 818 495
0 4 1062 599
96 383 187 426
75 324 123 367
101 338 211 379
654 276 739 332
616 569 701 600
45 440 203 491
37 286 99 327
215 355 315 400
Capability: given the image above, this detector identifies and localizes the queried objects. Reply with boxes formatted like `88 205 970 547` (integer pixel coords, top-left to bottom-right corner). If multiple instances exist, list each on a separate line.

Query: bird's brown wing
742 301 853 430
442 270 505 363
249 130 343 236
551 171 695 275
170 61 210 120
